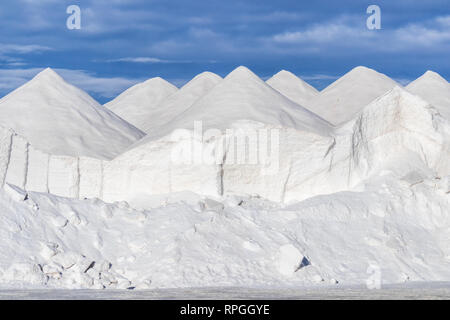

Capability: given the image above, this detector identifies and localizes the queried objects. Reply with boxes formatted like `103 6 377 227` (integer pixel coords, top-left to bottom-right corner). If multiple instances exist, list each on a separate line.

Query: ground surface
1 283 450 300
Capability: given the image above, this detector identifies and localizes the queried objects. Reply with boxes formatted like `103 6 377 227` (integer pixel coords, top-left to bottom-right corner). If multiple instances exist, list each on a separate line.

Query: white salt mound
105 77 178 131
143 72 222 135
0 173 449 289
266 70 318 107
140 66 333 142
306 66 399 125
406 71 450 120
0 68 144 159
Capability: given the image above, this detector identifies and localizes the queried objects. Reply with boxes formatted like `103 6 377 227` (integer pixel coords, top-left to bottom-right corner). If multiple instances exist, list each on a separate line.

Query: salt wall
0 125 224 203
0 123 346 204
0 88 449 204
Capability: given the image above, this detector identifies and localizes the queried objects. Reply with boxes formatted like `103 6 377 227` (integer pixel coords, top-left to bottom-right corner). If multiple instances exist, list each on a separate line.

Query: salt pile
142 72 222 135
305 66 400 125
266 70 318 107
0 68 144 159
0 174 448 289
406 71 450 120
105 77 178 132
0 65 449 290
141 66 332 141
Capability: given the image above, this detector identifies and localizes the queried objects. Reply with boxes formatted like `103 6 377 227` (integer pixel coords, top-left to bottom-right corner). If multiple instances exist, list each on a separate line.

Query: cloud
270 14 371 44
107 57 169 63
300 74 340 81
268 15 450 53
273 24 370 44
0 44 52 67
0 67 145 100
393 16 450 48
0 44 52 54
20 0 60 3
0 68 43 91
80 5 167 34
147 27 239 56
55 69 143 99
0 1 447 89
105 57 192 64
238 11 306 23
0 60 28 67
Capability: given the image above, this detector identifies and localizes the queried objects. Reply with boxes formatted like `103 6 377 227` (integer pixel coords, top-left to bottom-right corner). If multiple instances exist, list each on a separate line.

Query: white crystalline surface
0 174 449 289
0 69 144 159
407 71 450 120
139 66 332 142
105 77 178 132
142 72 222 135
266 70 319 107
306 66 400 125
0 66 449 290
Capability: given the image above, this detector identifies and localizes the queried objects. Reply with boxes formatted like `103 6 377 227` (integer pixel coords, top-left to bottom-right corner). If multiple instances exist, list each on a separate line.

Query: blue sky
0 0 449 103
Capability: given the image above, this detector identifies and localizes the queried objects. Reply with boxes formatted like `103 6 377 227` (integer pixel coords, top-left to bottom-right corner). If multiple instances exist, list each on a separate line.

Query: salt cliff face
348 87 450 181
1 87 447 206
0 127 13 188
0 123 224 203
0 67 448 207
0 125 97 198
221 87 450 203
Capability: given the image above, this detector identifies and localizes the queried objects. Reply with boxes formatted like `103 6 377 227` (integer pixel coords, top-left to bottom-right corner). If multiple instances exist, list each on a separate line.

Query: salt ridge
306 66 400 125
105 77 178 131
0 68 144 159
266 70 319 107
406 70 450 120
142 71 222 135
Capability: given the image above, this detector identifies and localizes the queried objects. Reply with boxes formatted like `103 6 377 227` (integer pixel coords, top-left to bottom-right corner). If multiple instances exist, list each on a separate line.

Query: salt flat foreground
1 283 450 300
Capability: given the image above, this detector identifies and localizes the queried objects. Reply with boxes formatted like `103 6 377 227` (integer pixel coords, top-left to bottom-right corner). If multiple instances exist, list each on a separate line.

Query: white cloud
269 15 450 52
0 44 52 69
55 69 143 99
0 68 43 91
239 11 306 23
436 16 450 27
300 74 340 81
0 44 52 54
0 67 145 100
107 57 168 63
394 17 450 47
80 6 164 34
105 57 192 64
271 15 373 45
